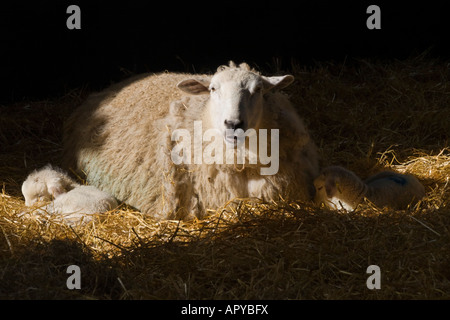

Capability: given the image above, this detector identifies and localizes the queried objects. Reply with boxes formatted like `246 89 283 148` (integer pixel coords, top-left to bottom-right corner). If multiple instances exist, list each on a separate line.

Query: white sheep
62 62 320 220
314 165 426 211
22 165 118 223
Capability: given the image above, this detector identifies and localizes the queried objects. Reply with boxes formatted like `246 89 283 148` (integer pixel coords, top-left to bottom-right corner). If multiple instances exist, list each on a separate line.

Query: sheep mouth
224 135 237 145
224 134 247 147
223 129 256 147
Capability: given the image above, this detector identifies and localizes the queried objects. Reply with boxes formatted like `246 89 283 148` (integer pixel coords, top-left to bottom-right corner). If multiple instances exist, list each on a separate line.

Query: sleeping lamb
22 165 118 224
314 165 426 211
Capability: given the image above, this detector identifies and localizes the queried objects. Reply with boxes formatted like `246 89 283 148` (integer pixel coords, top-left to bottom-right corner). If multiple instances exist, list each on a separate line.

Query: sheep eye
209 86 216 92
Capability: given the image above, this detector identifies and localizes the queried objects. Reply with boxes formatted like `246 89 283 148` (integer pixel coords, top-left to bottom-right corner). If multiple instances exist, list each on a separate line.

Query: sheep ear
177 79 210 95
262 75 294 92
47 178 66 198
324 178 337 198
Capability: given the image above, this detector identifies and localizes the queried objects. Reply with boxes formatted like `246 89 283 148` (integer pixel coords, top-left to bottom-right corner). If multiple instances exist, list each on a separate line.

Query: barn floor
1 55 449 300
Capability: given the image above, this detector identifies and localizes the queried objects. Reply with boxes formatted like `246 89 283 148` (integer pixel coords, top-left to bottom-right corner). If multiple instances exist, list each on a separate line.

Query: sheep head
177 62 294 145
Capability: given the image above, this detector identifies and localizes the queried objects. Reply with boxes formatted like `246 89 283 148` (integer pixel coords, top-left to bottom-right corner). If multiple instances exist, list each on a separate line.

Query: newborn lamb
22 165 118 224
314 166 425 211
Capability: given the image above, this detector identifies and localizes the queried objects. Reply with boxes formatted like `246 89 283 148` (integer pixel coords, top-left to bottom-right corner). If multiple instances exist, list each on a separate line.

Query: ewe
22 165 118 224
63 62 319 220
314 166 425 211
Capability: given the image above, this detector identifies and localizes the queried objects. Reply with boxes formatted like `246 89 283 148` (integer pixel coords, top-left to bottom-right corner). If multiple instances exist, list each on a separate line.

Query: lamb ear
47 178 66 198
177 79 210 95
324 178 337 198
262 75 294 92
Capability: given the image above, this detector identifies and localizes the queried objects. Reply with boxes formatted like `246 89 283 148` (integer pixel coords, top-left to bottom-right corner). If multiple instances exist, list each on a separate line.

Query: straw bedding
1 55 449 299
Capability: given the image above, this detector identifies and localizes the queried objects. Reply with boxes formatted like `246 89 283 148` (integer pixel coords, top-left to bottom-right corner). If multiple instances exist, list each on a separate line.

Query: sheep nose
224 119 244 130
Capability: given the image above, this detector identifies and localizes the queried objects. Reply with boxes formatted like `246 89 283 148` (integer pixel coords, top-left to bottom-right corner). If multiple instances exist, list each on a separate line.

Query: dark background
2 1 449 103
